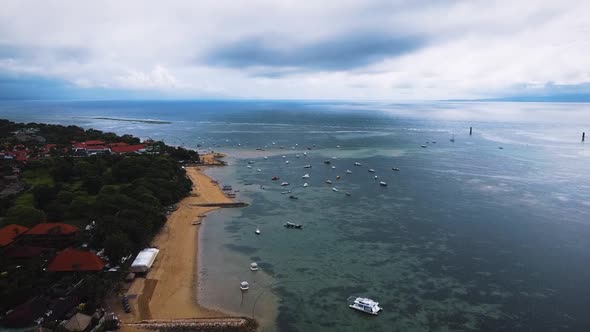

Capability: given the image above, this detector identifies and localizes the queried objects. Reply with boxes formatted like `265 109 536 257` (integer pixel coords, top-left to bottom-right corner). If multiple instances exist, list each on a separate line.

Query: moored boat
281 182 290 186
347 296 382 315
379 181 387 186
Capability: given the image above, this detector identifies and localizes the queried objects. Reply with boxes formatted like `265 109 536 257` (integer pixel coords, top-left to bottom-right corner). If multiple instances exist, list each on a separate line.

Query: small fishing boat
347 296 382 315
324 160 331 164
345 192 352 196
284 222 303 229
421 145 427 148
303 152 307 156
255 229 261 235
257 169 262 172
302 173 310 179
332 187 339 192
354 162 362 166
368 169 375 173
240 281 250 291
272 176 280 181
264 156 268 159
450 135 455 142
281 190 292 194
346 170 352 174
337 145 341 148
289 195 299 200
303 183 309 187
392 167 400 171
304 164 312 168
191 221 201 226
248 161 255 164
281 182 290 186
247 165 252 168
499 146 504 149
380 181 387 186
285 160 289 164
331 166 336 169
325 180 332 184
336 175 341 180
374 176 378 179
296 155 300 158
250 262 258 271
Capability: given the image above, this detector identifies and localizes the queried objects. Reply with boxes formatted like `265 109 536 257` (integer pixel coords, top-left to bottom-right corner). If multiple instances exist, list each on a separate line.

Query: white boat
354 162 362 166
368 169 375 173
281 182 290 186
281 190 292 194
374 175 378 179
331 166 336 169
282 155 286 158
264 156 268 159
380 181 387 186
285 160 289 164
240 281 250 290
325 180 332 184
255 228 261 235
303 183 309 187
303 152 307 156
302 173 310 179
247 165 252 168
346 170 352 174
257 169 262 172
250 262 258 271
332 187 339 192
304 165 312 168
248 161 255 164
337 145 341 148
347 296 382 315
392 167 400 171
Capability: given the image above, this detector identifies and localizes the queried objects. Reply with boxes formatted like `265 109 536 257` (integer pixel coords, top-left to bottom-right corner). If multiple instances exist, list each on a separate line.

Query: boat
248 161 255 164
331 166 336 169
281 182 290 186
368 169 375 173
281 190 292 194
332 187 339 192
450 135 455 142
346 170 352 174
284 222 303 229
264 156 268 159
303 152 307 156
247 165 252 168
374 176 378 179
380 181 387 186
257 169 262 172
345 192 352 196
255 228 261 235
272 176 280 181
421 145 427 148
289 195 299 200
285 160 289 164
337 145 341 148
336 175 341 179
302 173 310 179
303 183 309 187
240 281 250 291
354 162 362 166
347 296 382 315
304 165 312 168
222 185 233 191
392 167 400 171
296 155 300 158
324 160 331 164
191 221 201 226
499 146 504 149
325 180 332 184
250 262 258 271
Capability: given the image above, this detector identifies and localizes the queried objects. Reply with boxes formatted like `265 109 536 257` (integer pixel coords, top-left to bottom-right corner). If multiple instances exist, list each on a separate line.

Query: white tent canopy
129 248 159 273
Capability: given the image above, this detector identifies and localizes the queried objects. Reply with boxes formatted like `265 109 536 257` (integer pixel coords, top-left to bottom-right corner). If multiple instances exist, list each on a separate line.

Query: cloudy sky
1 0 589 100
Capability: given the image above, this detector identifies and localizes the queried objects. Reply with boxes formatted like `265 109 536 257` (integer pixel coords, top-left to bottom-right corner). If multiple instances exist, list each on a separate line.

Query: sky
1 0 590 101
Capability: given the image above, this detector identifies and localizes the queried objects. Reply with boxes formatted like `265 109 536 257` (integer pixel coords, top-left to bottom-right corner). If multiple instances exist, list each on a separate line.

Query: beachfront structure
129 248 160 273
110 144 147 154
22 223 79 248
47 248 106 272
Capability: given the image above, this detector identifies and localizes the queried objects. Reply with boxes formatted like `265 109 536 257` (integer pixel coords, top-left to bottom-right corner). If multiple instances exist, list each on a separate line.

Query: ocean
1 100 590 331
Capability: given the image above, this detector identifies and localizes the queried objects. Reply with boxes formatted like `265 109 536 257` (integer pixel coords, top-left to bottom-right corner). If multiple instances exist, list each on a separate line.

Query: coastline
116 154 245 330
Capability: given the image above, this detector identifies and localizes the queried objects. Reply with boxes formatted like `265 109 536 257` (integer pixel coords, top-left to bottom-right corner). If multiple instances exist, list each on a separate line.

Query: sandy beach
115 154 241 330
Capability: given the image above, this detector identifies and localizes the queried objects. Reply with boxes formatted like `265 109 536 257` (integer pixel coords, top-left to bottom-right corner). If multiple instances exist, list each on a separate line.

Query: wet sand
116 155 239 329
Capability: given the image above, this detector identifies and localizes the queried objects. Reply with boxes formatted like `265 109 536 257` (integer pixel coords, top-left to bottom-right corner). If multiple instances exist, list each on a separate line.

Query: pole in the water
469 127 472 136
583 132 586 142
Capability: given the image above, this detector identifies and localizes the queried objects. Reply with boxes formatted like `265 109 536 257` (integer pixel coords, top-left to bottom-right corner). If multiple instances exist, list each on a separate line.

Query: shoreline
115 154 248 330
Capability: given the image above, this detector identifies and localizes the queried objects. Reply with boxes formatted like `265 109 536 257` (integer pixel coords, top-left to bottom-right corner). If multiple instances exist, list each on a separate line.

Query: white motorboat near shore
347 296 382 315
302 173 310 179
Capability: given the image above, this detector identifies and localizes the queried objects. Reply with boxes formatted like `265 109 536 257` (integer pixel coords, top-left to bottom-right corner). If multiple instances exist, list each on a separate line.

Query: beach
115 155 240 330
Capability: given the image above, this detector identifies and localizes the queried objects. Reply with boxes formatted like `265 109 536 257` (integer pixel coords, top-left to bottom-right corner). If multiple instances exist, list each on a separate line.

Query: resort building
47 248 106 272
22 223 79 248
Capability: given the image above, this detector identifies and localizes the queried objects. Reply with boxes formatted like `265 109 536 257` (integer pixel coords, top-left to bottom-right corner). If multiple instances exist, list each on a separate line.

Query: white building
129 248 160 273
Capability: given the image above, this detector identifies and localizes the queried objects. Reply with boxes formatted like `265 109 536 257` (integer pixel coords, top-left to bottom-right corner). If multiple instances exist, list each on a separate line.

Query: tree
3 205 46 227
104 232 131 262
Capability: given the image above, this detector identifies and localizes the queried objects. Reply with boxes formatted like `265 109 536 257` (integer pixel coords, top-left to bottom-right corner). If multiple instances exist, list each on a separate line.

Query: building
23 223 79 247
110 144 146 154
47 248 106 272
0 224 29 248
129 248 159 273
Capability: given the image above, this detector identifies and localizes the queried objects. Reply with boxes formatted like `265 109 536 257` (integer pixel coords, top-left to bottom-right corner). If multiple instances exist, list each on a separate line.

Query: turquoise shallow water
2 100 590 331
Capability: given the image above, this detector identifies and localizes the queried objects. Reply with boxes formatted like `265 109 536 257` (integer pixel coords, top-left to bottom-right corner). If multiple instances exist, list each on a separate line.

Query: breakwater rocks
127 317 258 331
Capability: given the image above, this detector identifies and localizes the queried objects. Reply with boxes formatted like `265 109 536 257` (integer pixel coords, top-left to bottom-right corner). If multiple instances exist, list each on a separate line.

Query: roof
47 248 106 272
26 223 79 236
0 224 29 247
85 145 109 150
63 313 92 331
109 142 129 147
111 144 146 154
84 140 106 146
130 248 159 271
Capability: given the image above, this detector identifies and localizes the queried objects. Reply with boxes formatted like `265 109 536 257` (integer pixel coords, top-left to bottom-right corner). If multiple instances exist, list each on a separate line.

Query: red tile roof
0 224 29 247
84 140 106 146
48 248 106 272
26 223 79 236
111 144 146 154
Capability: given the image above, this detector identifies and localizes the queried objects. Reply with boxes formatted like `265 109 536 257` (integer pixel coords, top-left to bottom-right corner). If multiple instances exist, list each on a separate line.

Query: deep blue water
1 100 590 331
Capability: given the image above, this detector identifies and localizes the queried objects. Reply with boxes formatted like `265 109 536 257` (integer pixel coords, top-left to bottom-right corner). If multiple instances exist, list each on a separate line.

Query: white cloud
0 0 589 99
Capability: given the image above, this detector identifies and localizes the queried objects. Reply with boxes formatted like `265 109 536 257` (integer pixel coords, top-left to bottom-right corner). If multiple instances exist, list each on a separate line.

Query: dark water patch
225 243 259 254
